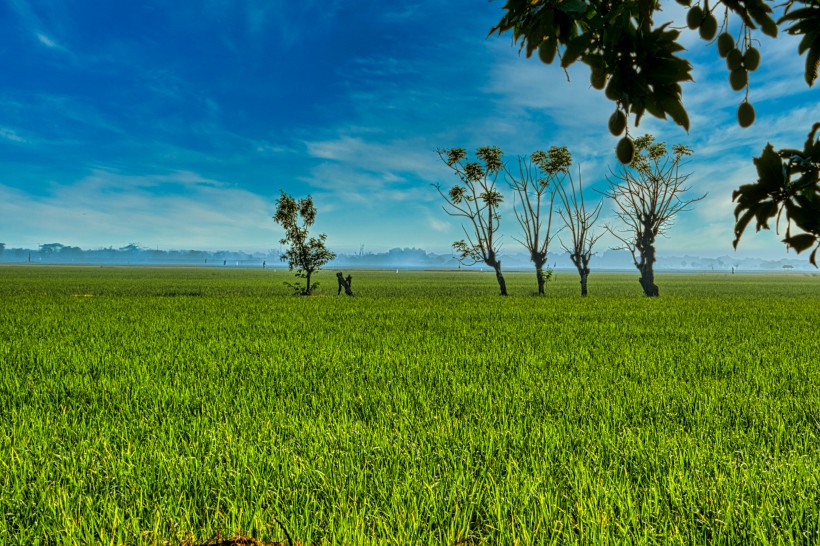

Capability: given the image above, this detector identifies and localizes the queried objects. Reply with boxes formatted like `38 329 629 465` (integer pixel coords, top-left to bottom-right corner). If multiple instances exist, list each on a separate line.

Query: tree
556 167 604 296
435 146 508 296
507 146 572 294
491 0 819 260
603 135 706 297
273 191 336 296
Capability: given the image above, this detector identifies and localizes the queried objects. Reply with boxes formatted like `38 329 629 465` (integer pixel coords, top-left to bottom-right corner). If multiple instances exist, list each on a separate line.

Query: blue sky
0 0 817 258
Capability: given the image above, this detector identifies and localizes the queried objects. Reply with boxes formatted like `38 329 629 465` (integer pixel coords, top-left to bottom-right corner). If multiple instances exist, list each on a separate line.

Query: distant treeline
0 243 459 269
0 242 813 271
0 243 275 266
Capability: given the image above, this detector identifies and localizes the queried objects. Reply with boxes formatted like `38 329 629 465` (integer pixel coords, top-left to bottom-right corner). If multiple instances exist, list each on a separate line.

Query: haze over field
0 0 817 259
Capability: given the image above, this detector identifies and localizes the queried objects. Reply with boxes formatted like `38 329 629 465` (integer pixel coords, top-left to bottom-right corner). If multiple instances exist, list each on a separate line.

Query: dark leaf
806 44 820 86
778 6 819 23
753 201 779 231
746 0 778 37
783 233 818 252
659 95 690 131
560 0 588 14
561 34 592 67
733 208 758 248
797 31 818 55
754 144 786 190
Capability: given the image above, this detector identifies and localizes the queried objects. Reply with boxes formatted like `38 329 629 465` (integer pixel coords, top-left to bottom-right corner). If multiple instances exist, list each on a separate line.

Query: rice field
1 265 819 545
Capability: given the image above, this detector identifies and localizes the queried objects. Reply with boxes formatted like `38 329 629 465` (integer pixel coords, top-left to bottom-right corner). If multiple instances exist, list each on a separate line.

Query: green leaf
561 34 592 67
753 201 779 230
778 6 820 24
746 0 778 37
659 95 690 131
733 208 758 248
783 233 818 253
797 32 819 55
560 0 588 14
785 199 819 233
806 44 820 86
754 144 786 190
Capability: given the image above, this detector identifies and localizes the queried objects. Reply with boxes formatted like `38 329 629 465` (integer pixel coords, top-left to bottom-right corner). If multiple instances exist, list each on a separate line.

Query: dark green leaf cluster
779 0 820 87
492 0 693 130
452 239 484 263
733 123 820 265
532 146 573 178
491 0 818 129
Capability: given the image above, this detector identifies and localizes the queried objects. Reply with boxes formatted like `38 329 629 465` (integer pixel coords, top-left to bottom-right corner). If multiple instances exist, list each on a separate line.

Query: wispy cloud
0 127 27 144
0 169 276 250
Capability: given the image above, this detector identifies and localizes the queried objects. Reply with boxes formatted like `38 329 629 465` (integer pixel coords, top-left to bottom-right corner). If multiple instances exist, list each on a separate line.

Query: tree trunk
636 225 659 297
535 267 545 295
580 270 588 296
304 270 313 296
639 268 659 297
493 263 508 296
336 272 353 296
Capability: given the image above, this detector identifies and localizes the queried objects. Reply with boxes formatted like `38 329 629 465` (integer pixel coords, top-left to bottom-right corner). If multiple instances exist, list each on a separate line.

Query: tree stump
336 272 353 296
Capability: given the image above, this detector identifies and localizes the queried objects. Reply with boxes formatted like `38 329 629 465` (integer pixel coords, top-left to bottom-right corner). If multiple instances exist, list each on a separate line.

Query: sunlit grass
1 266 819 544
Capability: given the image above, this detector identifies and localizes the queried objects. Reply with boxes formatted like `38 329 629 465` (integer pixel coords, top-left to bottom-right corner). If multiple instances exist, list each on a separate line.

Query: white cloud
0 127 27 143
36 33 59 48
0 170 277 250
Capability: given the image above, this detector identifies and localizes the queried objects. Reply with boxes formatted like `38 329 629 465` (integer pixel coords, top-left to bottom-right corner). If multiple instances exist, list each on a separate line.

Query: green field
1 266 820 545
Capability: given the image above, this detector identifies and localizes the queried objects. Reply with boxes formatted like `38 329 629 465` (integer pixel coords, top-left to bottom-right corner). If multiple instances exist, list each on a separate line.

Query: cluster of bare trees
435 134 705 298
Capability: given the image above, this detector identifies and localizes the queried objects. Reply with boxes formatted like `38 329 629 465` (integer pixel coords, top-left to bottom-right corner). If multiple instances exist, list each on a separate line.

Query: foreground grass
1 266 819 544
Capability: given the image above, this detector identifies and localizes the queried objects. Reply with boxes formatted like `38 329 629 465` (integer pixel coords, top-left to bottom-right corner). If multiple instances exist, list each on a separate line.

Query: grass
1 265 819 544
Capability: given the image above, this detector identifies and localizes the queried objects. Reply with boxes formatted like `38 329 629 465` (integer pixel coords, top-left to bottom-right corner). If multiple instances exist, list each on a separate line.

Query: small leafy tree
556 168 604 297
507 146 572 294
604 135 705 297
273 191 335 296
435 146 508 296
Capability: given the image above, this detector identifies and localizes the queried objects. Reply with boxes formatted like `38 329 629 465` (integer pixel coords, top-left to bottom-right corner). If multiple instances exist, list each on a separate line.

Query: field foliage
1 266 819 545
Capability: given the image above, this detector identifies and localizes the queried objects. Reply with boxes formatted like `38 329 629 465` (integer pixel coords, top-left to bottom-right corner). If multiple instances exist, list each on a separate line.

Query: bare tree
435 146 507 296
507 146 572 295
604 135 705 297
556 168 604 296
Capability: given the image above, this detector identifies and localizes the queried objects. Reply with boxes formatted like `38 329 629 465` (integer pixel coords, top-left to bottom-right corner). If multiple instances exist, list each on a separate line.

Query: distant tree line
0 243 281 266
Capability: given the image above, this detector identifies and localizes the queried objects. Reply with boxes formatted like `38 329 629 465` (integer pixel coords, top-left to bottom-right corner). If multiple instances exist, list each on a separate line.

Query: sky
0 0 817 259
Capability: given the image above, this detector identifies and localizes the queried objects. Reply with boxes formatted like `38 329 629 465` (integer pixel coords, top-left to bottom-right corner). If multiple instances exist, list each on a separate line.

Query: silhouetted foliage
507 146 571 294
435 146 508 296
733 123 820 265
491 0 819 261
273 191 335 296
604 135 705 297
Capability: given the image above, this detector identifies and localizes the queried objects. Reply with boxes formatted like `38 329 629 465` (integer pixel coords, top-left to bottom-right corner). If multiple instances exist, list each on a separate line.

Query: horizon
1 1 818 261
1 242 816 271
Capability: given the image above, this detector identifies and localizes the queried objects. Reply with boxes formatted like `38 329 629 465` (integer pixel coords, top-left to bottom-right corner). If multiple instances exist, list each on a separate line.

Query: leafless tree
435 146 508 296
603 134 706 297
507 146 572 294
556 168 604 296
